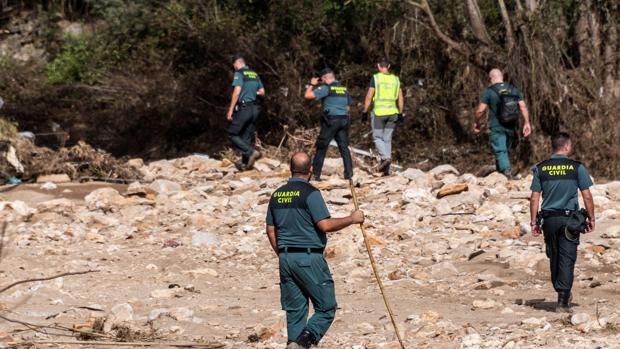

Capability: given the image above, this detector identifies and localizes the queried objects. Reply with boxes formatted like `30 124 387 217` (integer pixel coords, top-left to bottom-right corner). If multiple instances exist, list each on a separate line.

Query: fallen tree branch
11 340 225 348
0 270 99 294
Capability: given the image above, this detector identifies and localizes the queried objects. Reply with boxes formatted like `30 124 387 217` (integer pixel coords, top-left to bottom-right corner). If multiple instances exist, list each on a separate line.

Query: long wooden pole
348 179 406 349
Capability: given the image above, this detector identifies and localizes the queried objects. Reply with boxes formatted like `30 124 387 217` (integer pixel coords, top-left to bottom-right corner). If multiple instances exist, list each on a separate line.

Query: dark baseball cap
231 53 244 64
319 67 333 76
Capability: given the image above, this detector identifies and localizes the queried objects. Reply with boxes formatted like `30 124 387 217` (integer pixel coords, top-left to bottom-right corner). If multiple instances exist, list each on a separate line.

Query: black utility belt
325 115 348 119
541 210 575 218
278 247 324 254
238 100 258 107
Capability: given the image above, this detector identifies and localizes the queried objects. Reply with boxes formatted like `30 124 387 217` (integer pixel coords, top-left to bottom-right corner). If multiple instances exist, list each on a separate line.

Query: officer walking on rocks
474 68 531 178
266 152 364 348
226 54 265 170
304 68 354 181
361 58 404 176
530 133 595 312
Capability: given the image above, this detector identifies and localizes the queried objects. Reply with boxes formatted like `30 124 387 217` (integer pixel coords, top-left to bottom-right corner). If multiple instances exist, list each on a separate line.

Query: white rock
84 188 125 211
571 313 591 326
171 307 194 322
429 164 460 178
148 308 170 321
472 299 500 310
462 333 481 347
149 179 182 195
110 303 133 322
191 231 220 247
40 182 57 190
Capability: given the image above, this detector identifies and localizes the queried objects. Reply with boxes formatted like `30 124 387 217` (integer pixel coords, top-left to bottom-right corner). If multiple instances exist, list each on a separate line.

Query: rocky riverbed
0 155 619 348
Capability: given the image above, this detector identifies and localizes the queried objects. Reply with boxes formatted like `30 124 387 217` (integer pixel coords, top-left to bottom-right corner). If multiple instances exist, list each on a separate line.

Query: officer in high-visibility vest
362 58 404 176
226 54 265 171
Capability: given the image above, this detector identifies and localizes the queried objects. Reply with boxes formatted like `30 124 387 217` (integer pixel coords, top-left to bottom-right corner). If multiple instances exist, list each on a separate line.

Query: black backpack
490 84 521 125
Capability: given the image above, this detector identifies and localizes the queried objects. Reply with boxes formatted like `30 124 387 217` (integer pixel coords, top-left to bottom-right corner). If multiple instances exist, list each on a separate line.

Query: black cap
231 53 244 64
319 67 333 76
378 58 390 67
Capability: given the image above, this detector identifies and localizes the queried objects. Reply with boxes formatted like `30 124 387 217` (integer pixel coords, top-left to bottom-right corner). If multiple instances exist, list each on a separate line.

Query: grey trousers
371 113 398 160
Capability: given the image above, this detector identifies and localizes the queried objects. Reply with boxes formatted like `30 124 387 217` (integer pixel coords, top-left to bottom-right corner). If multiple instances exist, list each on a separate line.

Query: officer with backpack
474 68 531 178
361 58 405 176
304 68 353 181
530 133 595 312
226 54 265 171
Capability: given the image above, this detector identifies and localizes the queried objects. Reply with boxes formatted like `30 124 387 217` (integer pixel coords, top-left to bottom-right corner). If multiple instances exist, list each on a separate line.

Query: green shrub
45 36 100 84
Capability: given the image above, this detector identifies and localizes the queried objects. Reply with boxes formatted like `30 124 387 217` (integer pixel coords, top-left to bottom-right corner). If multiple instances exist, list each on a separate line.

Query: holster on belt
321 109 332 127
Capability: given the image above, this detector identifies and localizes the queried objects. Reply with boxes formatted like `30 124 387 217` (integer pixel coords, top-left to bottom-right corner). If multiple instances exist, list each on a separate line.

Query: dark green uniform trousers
490 126 515 173
543 216 579 293
312 117 353 180
228 104 260 163
279 251 337 344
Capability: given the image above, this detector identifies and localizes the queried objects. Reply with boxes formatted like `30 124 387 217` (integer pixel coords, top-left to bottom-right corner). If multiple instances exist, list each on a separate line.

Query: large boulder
84 188 126 211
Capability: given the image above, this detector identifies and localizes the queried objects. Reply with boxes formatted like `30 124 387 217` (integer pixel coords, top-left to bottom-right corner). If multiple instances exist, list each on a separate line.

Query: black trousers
543 216 579 293
312 117 353 180
228 104 260 163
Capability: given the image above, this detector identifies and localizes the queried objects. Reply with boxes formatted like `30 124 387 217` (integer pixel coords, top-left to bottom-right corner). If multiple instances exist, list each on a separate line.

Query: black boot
556 291 572 313
295 329 316 349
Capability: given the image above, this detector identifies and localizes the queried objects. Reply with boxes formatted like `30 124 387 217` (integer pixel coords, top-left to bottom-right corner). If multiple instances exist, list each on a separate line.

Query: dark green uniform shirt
231 66 264 103
530 154 593 211
313 81 352 117
266 178 331 248
480 82 524 129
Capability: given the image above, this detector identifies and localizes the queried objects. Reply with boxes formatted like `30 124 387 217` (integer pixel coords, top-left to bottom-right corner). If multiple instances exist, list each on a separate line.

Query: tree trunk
497 0 515 52
466 0 492 45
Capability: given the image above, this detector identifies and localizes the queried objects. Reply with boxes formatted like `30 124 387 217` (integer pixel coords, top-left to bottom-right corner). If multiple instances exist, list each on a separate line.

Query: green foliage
45 36 99 84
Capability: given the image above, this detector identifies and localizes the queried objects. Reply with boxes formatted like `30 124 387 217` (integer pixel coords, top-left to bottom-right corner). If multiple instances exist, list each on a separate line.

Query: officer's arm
474 103 487 122
581 189 596 230
266 224 278 255
397 88 404 113
363 87 374 113
519 101 530 124
316 217 355 233
257 87 265 96
304 85 316 100
529 191 541 226
228 86 242 116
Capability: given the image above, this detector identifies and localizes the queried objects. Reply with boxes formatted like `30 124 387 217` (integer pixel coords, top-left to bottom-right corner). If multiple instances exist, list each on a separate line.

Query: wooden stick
348 179 406 349
0 270 99 294
11 340 225 348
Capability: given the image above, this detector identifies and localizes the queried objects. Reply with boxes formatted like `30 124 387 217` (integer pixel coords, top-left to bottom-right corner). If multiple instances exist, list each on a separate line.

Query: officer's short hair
378 58 390 68
552 132 571 151
290 152 311 175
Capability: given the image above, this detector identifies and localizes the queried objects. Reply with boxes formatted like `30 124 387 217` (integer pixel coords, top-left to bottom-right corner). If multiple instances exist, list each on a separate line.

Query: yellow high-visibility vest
372 73 400 116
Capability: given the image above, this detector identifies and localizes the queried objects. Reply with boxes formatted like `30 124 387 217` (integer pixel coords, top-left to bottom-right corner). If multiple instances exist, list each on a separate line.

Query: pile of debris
1 136 142 183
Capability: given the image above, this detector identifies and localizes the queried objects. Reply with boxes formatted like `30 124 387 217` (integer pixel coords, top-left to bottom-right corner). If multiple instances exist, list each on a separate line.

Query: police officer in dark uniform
303 68 353 181
266 152 364 349
226 54 265 170
529 133 595 312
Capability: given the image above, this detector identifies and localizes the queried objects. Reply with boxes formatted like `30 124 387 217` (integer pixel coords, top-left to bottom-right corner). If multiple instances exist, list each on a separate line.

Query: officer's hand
523 122 532 137
351 210 364 224
531 225 541 237
226 110 233 122
310 77 320 86
473 122 481 134
361 112 368 122
587 219 595 233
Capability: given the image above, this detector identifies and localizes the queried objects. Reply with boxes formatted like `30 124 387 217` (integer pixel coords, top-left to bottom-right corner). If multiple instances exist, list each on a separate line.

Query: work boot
502 170 513 180
377 159 390 173
382 161 391 176
246 150 262 169
556 291 572 313
234 160 247 171
295 329 316 349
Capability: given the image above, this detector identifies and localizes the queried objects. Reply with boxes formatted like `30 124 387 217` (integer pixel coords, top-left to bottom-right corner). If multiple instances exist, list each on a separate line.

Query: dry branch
12 340 225 348
0 270 99 294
